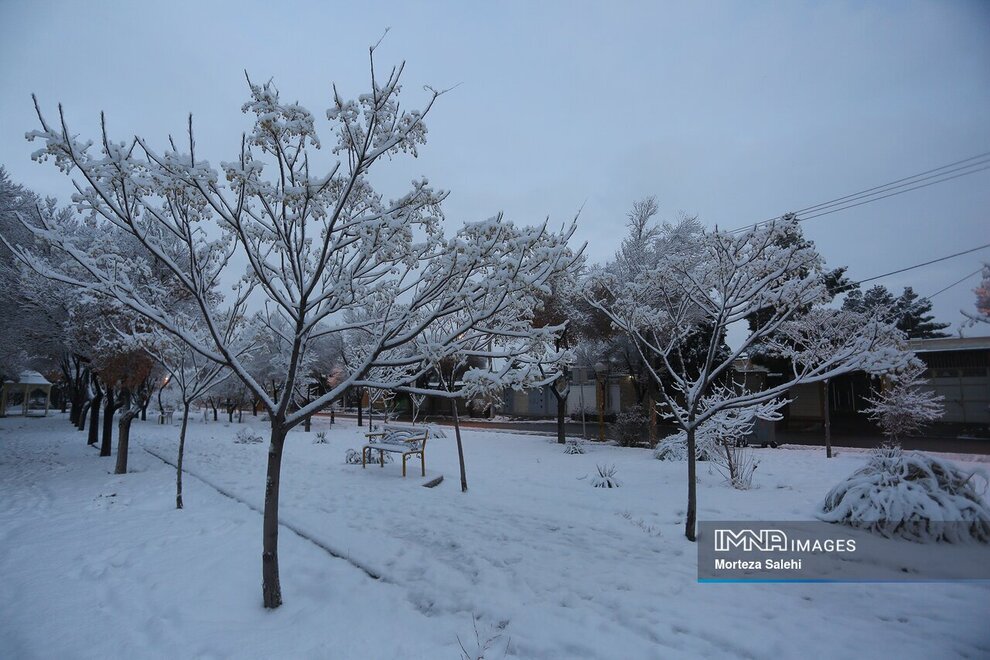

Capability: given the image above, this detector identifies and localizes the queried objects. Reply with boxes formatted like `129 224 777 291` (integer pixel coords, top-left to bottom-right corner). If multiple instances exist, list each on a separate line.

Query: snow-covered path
2 414 989 659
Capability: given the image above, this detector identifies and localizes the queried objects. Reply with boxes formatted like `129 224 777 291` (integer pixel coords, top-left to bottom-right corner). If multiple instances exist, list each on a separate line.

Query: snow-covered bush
234 428 263 444
592 464 620 488
863 360 944 443
711 444 759 490
819 445 990 543
613 405 648 447
653 432 714 461
313 431 328 444
563 439 585 455
345 448 392 465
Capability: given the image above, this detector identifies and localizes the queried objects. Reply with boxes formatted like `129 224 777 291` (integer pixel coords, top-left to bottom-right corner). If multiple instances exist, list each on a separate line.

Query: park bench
159 406 174 425
362 425 429 477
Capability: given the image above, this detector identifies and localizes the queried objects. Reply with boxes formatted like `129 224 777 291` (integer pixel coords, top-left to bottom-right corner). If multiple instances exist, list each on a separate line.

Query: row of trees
0 48 977 606
1 49 580 609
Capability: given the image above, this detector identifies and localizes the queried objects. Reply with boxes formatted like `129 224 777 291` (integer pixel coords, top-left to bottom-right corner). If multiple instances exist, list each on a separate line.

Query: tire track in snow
142 446 385 582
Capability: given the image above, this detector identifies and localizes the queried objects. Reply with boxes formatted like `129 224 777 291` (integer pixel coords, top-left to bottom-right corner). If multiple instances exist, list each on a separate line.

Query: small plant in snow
313 431 328 444
345 448 392 465
592 464 621 488
234 428 263 444
712 444 759 490
563 439 585 454
617 511 662 537
819 444 990 543
457 615 510 660
863 360 944 443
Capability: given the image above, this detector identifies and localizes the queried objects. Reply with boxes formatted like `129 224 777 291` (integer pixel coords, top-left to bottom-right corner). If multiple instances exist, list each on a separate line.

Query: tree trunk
101 385 116 457
262 423 288 609
70 393 81 426
451 399 468 492
78 400 90 432
357 389 363 427
824 379 832 459
685 425 697 542
115 407 138 474
70 364 87 426
551 385 566 444
648 396 658 447
212 404 218 422
304 414 311 432
176 402 190 509
140 400 148 422
88 390 102 446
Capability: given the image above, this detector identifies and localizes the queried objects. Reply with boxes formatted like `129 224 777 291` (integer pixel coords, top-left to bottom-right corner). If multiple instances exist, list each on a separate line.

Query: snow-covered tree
863 359 944 444
588 215 908 540
4 49 579 607
148 333 231 509
842 284 950 338
963 263 990 326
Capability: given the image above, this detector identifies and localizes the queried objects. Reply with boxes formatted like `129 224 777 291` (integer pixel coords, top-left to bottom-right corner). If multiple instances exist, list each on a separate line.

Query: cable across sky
730 151 990 234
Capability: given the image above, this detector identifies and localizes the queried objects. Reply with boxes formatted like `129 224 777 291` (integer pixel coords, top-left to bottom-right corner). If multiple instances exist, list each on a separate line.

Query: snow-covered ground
1 413 988 659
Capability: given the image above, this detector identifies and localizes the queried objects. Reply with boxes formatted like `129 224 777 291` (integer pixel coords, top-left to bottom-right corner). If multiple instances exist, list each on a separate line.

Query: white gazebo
0 370 53 417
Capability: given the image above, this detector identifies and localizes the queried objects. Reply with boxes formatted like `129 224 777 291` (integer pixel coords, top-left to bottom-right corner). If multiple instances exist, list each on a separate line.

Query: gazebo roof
15 371 52 386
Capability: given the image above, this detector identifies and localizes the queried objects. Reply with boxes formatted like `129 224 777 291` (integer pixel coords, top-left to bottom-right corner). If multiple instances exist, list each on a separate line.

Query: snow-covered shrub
234 428 263 444
563 439 585 454
313 431 328 444
569 408 596 422
345 448 392 465
819 445 990 543
863 360 944 443
592 464 620 488
652 432 714 461
711 443 759 490
614 405 648 447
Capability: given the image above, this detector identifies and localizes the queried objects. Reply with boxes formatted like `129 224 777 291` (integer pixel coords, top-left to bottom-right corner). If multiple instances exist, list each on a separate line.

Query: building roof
907 336 990 354
15 370 52 386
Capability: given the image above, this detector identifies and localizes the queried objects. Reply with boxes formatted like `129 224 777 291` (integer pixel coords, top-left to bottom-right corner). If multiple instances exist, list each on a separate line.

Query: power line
925 267 984 301
847 243 990 290
797 164 990 222
729 151 990 234
793 152 990 216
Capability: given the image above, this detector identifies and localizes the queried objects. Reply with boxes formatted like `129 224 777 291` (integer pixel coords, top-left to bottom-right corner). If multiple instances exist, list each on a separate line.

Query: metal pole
579 376 587 439
597 376 605 441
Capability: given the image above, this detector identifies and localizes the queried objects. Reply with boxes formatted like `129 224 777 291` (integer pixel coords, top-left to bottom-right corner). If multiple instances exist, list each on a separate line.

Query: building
907 336 990 426
781 336 990 431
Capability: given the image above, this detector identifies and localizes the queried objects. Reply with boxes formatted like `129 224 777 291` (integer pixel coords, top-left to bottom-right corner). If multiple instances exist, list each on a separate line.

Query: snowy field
1 413 988 659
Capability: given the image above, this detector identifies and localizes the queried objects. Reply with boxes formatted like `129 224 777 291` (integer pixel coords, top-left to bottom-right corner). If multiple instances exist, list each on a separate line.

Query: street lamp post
594 361 606 441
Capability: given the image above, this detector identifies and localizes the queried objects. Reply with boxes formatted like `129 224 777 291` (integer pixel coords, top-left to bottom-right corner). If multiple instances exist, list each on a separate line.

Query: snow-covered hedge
819 445 990 543
652 432 714 462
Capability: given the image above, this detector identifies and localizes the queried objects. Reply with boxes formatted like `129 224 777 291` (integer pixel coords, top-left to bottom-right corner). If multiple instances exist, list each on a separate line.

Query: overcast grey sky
2 0 988 334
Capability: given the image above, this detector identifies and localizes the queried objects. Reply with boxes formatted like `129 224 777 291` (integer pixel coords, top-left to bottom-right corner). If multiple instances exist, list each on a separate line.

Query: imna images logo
713 527 856 553
714 528 788 552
